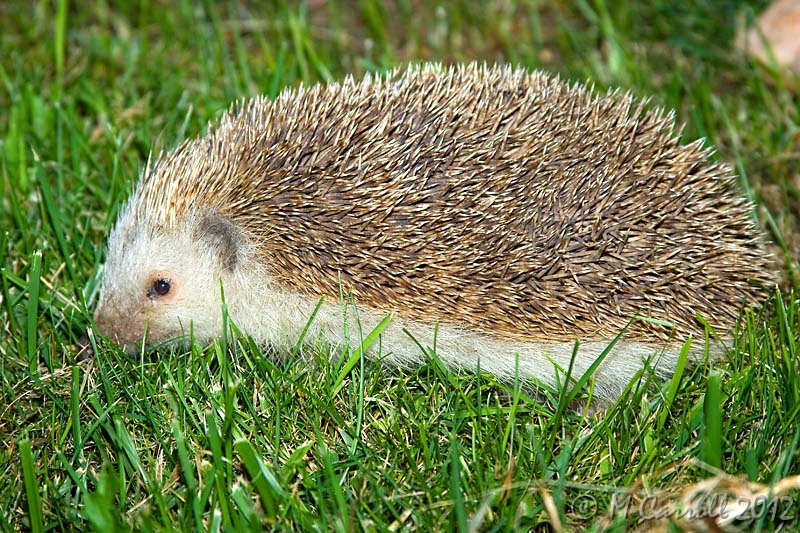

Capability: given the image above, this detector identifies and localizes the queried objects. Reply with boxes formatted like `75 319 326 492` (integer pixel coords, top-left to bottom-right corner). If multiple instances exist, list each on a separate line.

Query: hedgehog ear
196 214 242 271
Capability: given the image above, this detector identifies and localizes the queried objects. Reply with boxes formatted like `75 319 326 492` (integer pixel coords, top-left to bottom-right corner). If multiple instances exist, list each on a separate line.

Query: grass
1 0 799 530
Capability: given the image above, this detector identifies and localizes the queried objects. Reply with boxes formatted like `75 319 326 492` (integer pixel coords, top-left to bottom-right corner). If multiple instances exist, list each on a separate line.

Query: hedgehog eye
150 278 172 297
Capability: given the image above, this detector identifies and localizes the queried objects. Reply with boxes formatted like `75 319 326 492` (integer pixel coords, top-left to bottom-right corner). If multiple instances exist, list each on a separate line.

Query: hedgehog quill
94 63 775 400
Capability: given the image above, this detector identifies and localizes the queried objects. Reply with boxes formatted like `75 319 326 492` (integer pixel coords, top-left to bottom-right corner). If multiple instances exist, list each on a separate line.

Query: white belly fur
224 285 708 401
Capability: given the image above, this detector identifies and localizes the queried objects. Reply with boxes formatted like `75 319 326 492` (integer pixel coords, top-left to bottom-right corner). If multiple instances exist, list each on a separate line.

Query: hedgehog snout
93 299 147 355
92 266 183 353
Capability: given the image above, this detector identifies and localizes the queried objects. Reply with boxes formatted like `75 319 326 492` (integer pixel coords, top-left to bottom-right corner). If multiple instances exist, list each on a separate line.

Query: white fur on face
94 217 228 352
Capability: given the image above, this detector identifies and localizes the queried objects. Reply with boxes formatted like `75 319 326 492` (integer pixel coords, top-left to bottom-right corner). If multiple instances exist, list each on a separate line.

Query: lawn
1 1 799 531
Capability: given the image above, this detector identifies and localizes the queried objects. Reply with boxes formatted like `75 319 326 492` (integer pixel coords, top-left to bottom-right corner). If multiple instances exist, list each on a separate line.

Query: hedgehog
92 62 775 401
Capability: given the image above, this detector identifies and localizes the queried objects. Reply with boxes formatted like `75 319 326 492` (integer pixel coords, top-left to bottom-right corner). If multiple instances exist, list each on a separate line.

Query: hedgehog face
93 215 242 354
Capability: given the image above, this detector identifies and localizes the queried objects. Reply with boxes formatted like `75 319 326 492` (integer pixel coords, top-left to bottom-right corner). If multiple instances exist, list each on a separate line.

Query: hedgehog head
93 197 247 353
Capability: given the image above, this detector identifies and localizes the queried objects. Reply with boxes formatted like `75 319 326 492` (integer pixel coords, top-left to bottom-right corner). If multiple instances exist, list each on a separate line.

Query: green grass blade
657 336 692 430
703 373 723 470
333 313 392 395
448 435 468 532
292 296 325 358
36 160 78 290
26 250 42 371
19 438 43 533
235 439 287 518
54 0 67 99
71 364 82 447
169 397 203 532
205 412 232 527
82 465 122 532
